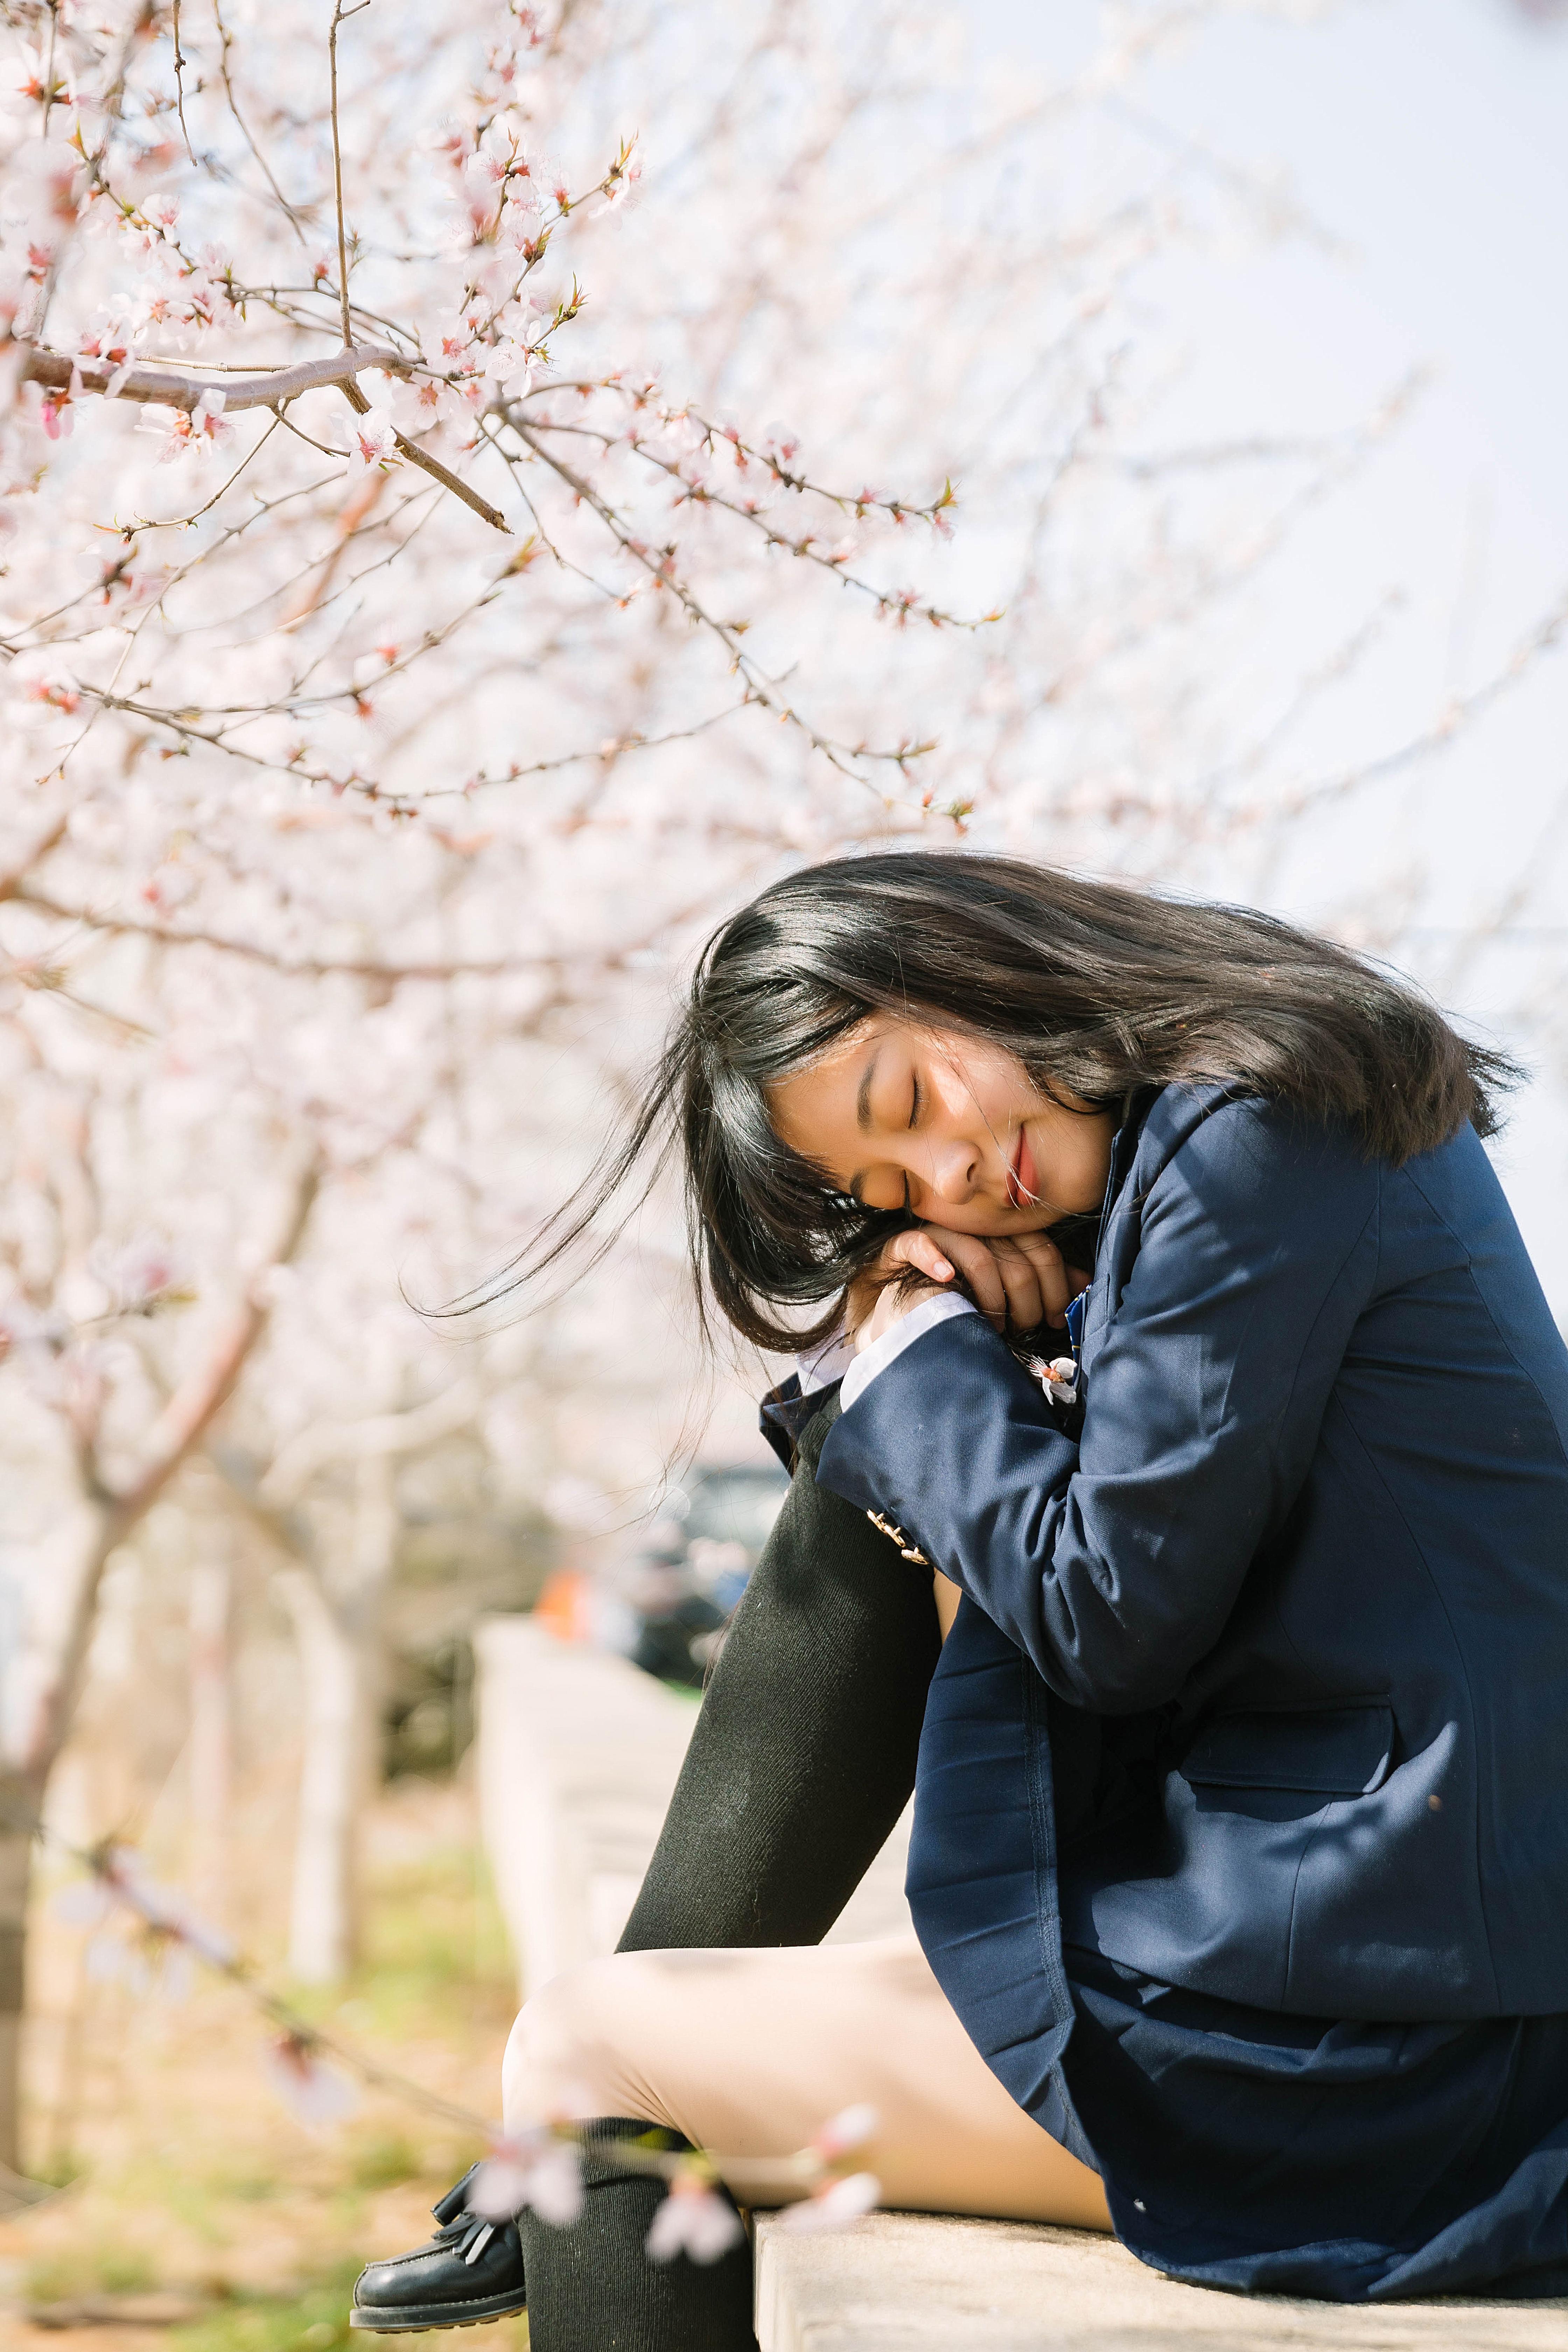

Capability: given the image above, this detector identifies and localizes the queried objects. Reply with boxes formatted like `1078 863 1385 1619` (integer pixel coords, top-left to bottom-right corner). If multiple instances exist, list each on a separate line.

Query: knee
501 1955 646 2129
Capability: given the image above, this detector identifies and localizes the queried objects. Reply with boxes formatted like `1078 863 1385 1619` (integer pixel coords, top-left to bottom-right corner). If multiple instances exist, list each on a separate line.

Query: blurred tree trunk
187 1552 233 1926
0 1810 30 2176
218 1383 478 1986
277 1571 373 1981
0 1160 318 2175
276 1454 397 1982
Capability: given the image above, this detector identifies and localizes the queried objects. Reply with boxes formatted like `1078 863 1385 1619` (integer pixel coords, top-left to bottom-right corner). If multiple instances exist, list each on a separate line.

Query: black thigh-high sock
524 1404 938 2352
520 2120 755 2352
617 1397 942 1954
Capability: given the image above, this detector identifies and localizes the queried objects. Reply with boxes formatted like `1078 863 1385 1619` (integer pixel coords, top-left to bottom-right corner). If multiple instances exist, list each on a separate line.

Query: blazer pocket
1178 1703 1394 1800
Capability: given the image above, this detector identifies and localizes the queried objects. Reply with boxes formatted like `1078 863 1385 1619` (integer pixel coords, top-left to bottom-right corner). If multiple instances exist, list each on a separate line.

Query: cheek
966 1059 1021 1128
1064 1124 1112 1206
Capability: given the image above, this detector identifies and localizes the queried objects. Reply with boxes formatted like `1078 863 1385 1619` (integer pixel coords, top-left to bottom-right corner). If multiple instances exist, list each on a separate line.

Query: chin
967 1206 1054 1237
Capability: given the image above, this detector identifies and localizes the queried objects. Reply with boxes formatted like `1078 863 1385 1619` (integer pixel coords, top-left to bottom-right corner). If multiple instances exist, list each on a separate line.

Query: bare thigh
503 1932 1111 2232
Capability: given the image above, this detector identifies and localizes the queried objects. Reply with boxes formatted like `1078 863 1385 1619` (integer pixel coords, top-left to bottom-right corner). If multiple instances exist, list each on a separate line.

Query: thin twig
328 0 371 352
13 1797 853 2201
341 378 511 533
9 886 601 980
171 0 196 164
212 0 310 239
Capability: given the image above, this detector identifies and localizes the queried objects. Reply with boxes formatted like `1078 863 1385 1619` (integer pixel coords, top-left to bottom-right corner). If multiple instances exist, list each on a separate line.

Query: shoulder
1131 1086 1381 1244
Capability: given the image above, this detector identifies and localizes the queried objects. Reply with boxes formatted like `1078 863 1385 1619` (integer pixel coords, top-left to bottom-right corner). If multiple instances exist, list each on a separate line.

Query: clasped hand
848 1224 1091 1355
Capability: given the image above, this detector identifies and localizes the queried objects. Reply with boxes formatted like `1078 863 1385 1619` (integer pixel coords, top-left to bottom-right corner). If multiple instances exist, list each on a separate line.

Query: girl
353 854 1568 2346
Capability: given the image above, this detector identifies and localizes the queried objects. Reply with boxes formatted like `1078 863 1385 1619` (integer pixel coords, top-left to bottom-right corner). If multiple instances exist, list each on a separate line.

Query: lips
1007 1124 1038 1211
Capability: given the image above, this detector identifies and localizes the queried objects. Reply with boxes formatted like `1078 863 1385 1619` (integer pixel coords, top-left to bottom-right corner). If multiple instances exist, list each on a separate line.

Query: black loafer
350 2168 526 2333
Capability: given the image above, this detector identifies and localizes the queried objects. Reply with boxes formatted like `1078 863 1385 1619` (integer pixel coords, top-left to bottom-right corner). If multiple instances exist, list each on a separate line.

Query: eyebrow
855 1049 880 1134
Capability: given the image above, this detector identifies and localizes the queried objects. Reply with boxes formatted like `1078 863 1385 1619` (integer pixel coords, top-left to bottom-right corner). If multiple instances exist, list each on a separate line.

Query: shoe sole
349 2296 527 2333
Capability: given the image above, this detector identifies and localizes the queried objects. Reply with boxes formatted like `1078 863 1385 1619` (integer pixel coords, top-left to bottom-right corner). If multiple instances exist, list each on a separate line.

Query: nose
928 1138 979 1205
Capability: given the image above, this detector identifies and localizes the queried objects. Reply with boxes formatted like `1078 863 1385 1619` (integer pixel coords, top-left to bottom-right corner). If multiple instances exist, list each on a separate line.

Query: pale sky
956 0 1568 1309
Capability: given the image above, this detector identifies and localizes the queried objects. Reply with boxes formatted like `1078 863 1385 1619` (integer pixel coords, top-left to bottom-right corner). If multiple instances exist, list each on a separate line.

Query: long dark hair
487 854 1519 1354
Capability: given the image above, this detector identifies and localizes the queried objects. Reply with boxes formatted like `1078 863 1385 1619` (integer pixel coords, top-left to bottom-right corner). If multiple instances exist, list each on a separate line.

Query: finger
920 1226 1009 1324
986 1237 1048 1331
887 1227 957 1284
1004 1231 1074 1328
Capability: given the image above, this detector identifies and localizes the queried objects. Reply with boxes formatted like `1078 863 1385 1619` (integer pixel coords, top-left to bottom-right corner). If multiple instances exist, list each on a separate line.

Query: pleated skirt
1060 1939 1568 2300
908 1603 1568 2303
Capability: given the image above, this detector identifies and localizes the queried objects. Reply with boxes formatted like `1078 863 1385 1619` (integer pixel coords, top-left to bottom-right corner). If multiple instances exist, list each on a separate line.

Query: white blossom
644 2176 744 2264
470 2129 585 2226
779 2172 882 2232
262 2033 360 2129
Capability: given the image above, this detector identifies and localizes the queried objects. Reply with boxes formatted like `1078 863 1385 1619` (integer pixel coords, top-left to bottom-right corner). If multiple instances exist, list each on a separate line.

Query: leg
619 1401 941 1953
513 2116 756 2352
506 1936 1111 2233
352 1402 936 2336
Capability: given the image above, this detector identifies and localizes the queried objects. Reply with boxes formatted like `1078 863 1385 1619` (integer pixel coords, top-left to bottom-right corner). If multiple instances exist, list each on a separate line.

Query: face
766 1016 1114 1238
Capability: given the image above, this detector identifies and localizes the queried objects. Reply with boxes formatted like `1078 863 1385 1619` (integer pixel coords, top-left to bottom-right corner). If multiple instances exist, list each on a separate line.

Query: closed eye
908 1074 921 1129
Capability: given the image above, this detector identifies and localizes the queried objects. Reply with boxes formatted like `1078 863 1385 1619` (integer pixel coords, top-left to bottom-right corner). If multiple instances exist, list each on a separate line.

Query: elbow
1041 1634 1192 1717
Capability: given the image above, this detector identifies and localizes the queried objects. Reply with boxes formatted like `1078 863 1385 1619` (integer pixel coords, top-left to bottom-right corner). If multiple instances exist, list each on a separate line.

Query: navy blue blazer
817 1083 1568 2029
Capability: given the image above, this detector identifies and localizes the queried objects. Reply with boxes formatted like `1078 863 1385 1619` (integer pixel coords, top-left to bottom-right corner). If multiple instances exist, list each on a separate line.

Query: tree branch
0 818 68 902
16 340 406 413
20 1152 322 1788
258 1377 483 1508
342 377 511 533
8 887 550 979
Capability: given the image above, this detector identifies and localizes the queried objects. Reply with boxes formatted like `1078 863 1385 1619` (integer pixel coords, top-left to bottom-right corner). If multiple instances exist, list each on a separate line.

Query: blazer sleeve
814 1101 1382 1714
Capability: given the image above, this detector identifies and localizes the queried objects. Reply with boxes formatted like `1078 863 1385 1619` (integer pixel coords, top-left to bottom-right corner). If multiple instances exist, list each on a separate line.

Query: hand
849 1224 1090 1353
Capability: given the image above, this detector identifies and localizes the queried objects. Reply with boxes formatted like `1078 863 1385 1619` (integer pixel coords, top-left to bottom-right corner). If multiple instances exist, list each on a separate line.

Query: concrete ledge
752 2211 1568 2350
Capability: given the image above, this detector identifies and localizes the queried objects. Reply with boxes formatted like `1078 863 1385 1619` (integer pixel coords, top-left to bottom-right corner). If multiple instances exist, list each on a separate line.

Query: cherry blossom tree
211 1351 532 1982
0 1087 317 2170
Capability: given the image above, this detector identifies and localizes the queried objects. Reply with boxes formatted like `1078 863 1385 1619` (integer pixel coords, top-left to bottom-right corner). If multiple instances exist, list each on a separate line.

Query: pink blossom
85 1934 150 1990
93 1232 185 1311
778 2172 882 2233
52 1879 114 1929
194 389 232 445
470 2128 584 2225
15 47 71 106
94 1844 237 1966
483 338 536 397
811 2103 878 2162
262 2032 359 2129
644 2174 744 2264
503 166 544 223
350 412 400 471
598 162 642 215
464 150 508 199
419 312 476 369
156 389 232 463
78 318 131 368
